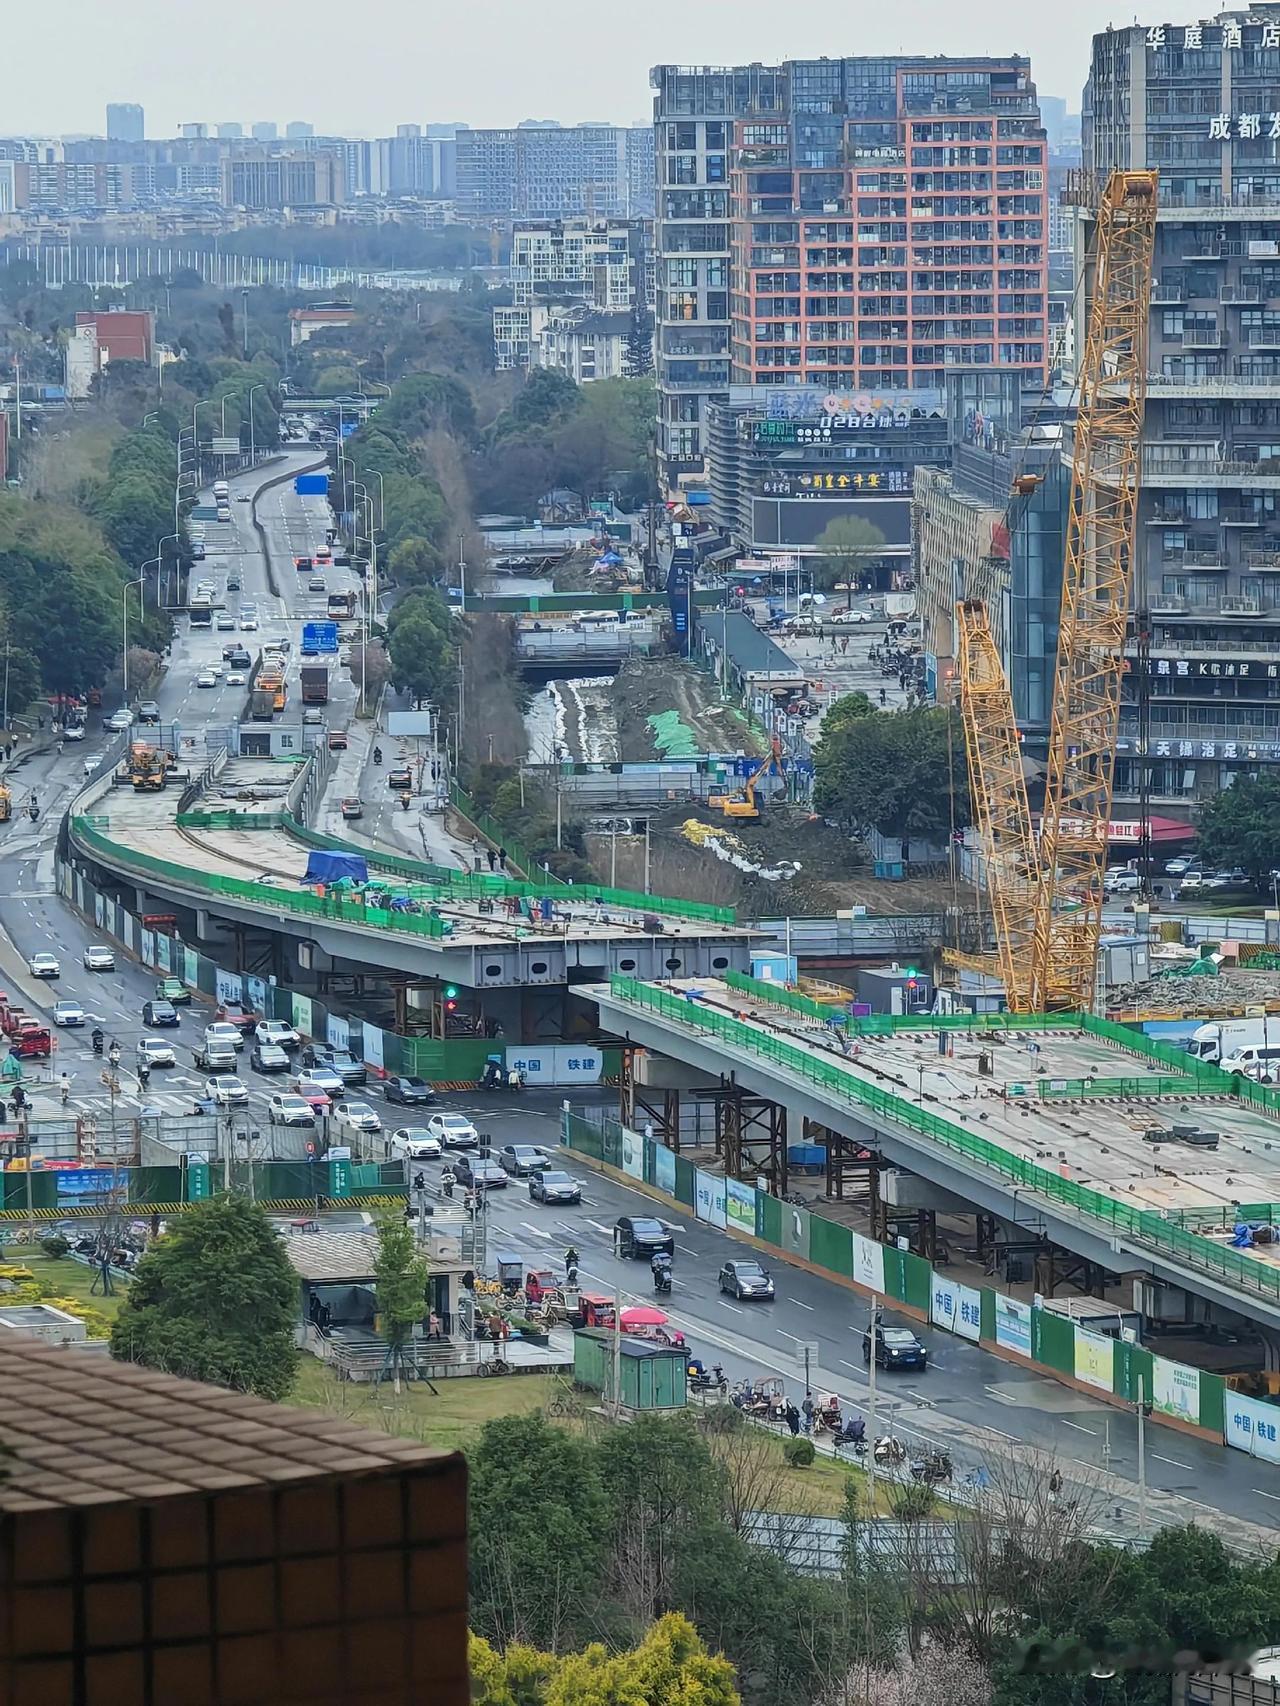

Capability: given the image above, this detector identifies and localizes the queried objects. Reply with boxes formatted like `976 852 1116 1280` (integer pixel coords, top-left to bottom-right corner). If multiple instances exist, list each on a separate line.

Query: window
706 154 726 183
667 258 697 288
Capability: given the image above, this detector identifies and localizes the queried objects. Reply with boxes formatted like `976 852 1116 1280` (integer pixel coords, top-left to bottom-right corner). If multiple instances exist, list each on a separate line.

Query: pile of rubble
1110 964 1280 1012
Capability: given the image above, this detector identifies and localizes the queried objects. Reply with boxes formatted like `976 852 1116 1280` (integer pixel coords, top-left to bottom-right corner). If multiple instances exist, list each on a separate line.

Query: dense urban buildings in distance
105 102 143 143
455 121 655 220
1080 4 1280 811
493 218 652 374
649 55 1050 490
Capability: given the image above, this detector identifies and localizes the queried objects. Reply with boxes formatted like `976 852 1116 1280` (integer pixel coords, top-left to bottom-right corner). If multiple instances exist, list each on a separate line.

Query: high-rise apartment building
1080 6 1280 814
252 121 278 141
455 122 655 220
216 122 243 140
651 57 1050 487
494 218 648 369
285 121 314 140
106 102 143 142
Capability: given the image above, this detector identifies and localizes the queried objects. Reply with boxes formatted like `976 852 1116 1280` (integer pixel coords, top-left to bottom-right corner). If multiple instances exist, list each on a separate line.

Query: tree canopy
814 705 968 844
469 1615 740 1706
110 1193 299 1401
1194 771 1280 886
812 514 888 594
385 587 457 707
372 1211 429 1390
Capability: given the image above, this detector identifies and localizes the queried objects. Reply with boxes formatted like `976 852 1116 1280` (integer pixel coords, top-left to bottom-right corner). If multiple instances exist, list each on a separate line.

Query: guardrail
606 977 1280 1308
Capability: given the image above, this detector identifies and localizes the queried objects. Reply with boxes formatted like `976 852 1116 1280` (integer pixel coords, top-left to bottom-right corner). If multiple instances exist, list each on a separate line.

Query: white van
213 480 230 503
1220 1043 1280 1080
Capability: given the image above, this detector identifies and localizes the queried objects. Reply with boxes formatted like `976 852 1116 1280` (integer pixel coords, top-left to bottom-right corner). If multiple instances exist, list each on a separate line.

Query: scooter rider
440 1165 456 1198
91 1027 104 1056
372 745 383 764
651 1250 673 1294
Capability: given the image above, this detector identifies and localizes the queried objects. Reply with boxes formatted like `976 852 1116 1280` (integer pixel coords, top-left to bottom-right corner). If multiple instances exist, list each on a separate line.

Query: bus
327 591 358 620
189 598 213 629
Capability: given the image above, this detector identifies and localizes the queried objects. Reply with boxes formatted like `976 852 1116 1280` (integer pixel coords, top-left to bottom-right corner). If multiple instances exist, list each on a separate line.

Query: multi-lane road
0 459 1276 1540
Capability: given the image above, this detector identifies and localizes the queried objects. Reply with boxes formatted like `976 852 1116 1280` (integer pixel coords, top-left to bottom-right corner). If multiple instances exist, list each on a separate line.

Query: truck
128 743 168 791
213 480 230 504
300 665 329 706
250 684 277 720
1188 1017 1277 1064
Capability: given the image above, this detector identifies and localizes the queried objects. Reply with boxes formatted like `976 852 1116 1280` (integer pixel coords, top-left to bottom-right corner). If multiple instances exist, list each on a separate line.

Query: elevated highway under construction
592 974 1280 1351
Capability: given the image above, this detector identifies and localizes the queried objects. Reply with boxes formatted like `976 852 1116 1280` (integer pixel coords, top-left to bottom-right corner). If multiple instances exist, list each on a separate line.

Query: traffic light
443 984 459 1014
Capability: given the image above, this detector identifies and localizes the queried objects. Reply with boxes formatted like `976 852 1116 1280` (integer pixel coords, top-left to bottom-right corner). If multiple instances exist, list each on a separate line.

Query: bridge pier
714 1089 788 1196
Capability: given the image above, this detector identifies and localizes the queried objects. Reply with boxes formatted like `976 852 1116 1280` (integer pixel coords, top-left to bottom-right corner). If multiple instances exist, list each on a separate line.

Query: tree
110 1193 299 1401
371 1211 428 1393
1194 771 1280 886
814 706 968 845
468 1414 614 1651
812 515 888 602
469 1615 739 1706
820 691 877 739
387 613 455 706
387 534 444 588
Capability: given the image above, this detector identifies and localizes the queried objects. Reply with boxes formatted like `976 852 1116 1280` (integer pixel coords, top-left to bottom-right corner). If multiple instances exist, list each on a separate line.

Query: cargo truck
300 665 329 706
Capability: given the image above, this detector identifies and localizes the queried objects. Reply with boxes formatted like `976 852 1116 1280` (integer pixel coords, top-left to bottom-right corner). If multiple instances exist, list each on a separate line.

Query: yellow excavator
708 737 785 820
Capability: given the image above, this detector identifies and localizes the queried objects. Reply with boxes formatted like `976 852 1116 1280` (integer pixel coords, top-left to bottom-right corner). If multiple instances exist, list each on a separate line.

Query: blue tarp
303 852 368 886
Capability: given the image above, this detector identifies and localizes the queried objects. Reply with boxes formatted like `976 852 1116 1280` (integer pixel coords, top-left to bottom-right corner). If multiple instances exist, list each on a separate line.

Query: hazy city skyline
12 0 1119 138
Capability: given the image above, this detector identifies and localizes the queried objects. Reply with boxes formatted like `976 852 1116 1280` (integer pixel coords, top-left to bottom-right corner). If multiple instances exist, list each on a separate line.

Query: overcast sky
13 0 1137 137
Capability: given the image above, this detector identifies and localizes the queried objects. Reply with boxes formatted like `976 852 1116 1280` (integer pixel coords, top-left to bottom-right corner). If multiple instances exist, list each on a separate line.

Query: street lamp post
246 382 265 465
121 575 145 698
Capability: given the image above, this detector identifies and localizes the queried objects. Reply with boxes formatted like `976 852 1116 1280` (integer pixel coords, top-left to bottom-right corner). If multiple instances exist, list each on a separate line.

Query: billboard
295 473 329 494
387 711 434 738
302 621 339 654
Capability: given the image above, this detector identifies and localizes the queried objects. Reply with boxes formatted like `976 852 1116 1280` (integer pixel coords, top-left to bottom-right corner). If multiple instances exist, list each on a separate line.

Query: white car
82 945 114 972
293 1066 343 1098
83 755 103 776
203 1022 244 1053
226 671 247 686
196 670 218 689
137 1037 176 1068
256 1020 300 1049
52 999 84 1027
62 724 86 742
29 953 60 979
105 709 134 732
240 616 259 631
389 1127 442 1160
427 1113 479 1149
333 1100 382 1135
828 608 872 625
268 1093 316 1126
205 1075 249 1107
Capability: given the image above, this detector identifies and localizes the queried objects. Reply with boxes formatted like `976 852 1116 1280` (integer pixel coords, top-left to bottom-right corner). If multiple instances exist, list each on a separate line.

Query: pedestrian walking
801 1395 815 1434
486 846 496 872
1048 1468 1063 1503
498 845 508 872
785 1401 801 1437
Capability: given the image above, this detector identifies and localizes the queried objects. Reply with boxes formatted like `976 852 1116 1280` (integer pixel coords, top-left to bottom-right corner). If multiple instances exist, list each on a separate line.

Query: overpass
67 748 758 1000
592 974 1280 1338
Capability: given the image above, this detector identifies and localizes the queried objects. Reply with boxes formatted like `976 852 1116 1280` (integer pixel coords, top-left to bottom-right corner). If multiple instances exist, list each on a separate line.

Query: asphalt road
0 471 1277 1536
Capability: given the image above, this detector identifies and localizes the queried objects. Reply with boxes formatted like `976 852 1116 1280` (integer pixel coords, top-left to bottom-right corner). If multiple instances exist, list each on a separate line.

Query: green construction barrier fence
605 978 1280 1307
559 1108 1230 1443
1036 1076 1199 1100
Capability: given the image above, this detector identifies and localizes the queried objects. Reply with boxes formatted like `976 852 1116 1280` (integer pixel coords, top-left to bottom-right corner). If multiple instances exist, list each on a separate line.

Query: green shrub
783 1436 816 1467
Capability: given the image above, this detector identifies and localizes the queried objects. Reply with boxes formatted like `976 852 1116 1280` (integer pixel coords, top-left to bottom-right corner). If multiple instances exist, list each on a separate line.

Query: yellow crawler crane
955 168 1157 1013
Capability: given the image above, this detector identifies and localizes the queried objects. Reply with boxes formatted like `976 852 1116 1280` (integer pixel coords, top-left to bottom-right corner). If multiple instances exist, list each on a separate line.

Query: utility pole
458 535 466 613
866 1294 880 1513
1136 1373 1150 1538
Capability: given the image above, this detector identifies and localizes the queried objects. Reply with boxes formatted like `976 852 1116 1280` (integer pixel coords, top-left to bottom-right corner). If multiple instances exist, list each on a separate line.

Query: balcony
1142 450 1280 488
1182 328 1224 349
1140 369 1280 395
1151 280 1184 304
1247 327 1280 349
1221 508 1267 526
1147 601 1280 624
1221 284 1263 303
1246 549 1280 568
1163 550 1229 568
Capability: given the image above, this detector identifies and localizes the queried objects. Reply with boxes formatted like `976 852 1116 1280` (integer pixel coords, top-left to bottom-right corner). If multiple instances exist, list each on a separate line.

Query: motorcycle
873 1435 907 1467
910 1449 953 1485
688 1360 728 1395
651 1256 673 1296
91 1031 104 1057
372 746 383 765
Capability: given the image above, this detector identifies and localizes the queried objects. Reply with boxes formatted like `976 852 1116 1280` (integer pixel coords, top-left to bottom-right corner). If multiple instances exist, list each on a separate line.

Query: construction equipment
128 742 167 791
955 168 1158 1013
708 737 785 820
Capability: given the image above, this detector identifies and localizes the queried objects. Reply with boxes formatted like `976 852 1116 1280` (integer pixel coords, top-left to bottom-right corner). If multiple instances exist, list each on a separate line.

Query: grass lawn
0 1246 125 1322
288 1359 906 1516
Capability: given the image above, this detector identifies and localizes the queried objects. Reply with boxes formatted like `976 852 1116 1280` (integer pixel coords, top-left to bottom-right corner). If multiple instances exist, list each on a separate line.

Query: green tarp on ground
647 711 702 759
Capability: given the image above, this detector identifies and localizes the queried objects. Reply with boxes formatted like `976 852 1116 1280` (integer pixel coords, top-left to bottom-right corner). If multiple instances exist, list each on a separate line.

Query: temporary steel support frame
1033 168 1158 1011
715 1089 788 1197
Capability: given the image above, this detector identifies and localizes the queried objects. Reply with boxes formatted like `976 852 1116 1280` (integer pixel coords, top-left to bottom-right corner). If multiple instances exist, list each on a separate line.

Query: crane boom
955 599 1039 1011
1031 168 1157 1012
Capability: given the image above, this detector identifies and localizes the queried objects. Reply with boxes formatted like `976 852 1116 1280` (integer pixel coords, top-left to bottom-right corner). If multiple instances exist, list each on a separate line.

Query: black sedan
613 1216 674 1260
142 1000 180 1028
719 1259 775 1300
863 1324 928 1372
384 1075 435 1107
528 1169 581 1205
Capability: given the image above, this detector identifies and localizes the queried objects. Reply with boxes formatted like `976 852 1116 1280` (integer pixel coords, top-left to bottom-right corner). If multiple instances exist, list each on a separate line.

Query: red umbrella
620 1305 670 1328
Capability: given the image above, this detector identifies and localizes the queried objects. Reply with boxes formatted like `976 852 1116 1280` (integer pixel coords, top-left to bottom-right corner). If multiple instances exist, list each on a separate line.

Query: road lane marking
677 1244 699 1257
1060 1419 1097 1435
520 1221 552 1240
984 1386 1018 1406
587 1219 613 1236
791 1300 815 1310
1151 1454 1193 1470
718 1300 745 1315
775 1328 804 1342
1253 1489 1280 1504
